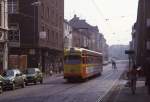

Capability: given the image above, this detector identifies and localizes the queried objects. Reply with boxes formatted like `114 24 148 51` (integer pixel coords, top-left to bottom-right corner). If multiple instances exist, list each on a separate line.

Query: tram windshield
64 55 81 64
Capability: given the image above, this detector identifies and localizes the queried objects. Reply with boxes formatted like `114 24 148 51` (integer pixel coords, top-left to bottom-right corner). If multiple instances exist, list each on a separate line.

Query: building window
47 29 49 41
42 25 44 31
8 23 20 42
52 8 55 25
8 0 18 14
41 3 44 18
52 30 54 41
47 7 49 19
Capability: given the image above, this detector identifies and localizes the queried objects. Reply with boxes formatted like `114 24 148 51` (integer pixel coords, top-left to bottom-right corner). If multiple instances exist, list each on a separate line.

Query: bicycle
129 67 137 95
130 78 136 94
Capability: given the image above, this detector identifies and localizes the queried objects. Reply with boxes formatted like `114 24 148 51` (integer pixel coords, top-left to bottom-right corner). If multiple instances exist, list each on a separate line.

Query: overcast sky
64 0 139 45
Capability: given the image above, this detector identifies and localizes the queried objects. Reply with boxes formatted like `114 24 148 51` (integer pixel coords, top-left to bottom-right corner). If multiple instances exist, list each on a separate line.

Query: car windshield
5 70 15 77
27 69 36 74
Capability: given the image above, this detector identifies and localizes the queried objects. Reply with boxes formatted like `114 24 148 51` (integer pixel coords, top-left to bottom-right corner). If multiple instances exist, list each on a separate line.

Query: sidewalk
113 81 150 102
43 72 63 81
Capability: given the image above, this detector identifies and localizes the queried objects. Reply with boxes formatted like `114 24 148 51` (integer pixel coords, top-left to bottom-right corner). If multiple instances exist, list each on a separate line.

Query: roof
65 47 103 56
69 15 99 32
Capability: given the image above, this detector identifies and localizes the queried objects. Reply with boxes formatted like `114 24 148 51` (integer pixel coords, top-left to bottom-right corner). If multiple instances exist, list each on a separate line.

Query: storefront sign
39 31 47 39
29 49 35 55
9 42 20 47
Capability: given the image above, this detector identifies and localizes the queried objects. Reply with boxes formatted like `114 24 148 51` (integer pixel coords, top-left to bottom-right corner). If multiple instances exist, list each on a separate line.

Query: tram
64 47 103 81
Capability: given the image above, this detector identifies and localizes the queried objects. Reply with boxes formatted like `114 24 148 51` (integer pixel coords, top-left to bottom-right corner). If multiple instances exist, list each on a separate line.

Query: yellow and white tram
64 47 103 81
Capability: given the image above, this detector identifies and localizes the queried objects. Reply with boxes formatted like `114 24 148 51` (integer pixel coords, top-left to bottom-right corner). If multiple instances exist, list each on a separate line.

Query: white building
64 20 73 49
101 35 109 61
0 0 8 74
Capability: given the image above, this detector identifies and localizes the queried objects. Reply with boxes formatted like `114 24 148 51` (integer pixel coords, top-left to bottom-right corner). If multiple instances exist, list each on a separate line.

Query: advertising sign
39 31 47 39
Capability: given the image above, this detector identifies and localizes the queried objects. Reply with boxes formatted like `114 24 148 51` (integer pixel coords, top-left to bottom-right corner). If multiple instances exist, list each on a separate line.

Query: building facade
64 20 72 49
8 0 64 72
0 0 8 74
69 15 91 50
67 15 109 63
69 15 103 52
101 35 109 61
133 0 150 67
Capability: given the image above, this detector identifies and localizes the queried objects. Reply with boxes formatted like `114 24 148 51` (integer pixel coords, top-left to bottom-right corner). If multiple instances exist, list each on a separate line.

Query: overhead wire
89 0 114 34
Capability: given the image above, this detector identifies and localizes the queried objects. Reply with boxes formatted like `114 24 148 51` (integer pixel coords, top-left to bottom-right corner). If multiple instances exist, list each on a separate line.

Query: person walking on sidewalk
49 64 53 76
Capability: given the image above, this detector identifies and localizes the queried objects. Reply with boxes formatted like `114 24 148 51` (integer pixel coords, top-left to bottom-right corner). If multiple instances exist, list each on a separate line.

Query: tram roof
64 47 103 56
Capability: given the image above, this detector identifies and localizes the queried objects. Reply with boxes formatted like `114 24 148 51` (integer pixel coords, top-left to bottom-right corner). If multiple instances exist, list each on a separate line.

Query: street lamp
31 1 41 69
31 1 41 47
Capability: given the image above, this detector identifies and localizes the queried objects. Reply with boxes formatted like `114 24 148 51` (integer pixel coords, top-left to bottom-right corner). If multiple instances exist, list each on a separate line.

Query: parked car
0 75 4 93
25 68 43 85
3 69 25 90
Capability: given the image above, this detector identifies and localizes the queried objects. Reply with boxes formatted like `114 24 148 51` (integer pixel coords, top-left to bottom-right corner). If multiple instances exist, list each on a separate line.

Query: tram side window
87 57 90 64
64 55 81 64
87 56 93 64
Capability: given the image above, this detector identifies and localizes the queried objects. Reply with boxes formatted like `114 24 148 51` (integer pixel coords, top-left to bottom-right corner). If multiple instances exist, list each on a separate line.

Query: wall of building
0 0 8 74
8 0 64 73
38 0 64 51
64 20 72 49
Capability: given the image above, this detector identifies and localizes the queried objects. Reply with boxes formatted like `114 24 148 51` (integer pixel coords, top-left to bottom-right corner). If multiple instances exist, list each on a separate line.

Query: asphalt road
0 61 128 102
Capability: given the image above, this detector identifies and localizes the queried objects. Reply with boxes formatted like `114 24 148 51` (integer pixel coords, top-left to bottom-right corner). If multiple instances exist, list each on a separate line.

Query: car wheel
34 80 37 85
21 82 25 88
25 82 28 86
12 83 15 90
0 87 2 94
40 79 43 84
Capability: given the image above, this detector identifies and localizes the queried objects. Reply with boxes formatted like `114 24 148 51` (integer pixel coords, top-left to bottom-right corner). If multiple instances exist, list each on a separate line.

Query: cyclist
111 59 117 69
130 65 138 94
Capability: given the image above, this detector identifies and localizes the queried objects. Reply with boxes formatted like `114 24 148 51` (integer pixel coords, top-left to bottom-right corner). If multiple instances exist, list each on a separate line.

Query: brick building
8 0 64 72
69 15 102 52
132 0 150 67
69 15 109 62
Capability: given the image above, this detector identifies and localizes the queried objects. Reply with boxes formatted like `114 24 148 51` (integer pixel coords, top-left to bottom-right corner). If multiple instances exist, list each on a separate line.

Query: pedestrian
114 61 117 70
49 64 53 76
111 59 117 70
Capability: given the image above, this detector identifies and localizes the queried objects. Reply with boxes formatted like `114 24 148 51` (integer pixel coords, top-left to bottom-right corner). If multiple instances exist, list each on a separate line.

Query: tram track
43 66 117 102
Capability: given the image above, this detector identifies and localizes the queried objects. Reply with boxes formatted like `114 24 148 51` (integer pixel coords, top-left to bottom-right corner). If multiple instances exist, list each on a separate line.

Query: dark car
0 75 4 93
3 69 25 90
25 68 43 85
